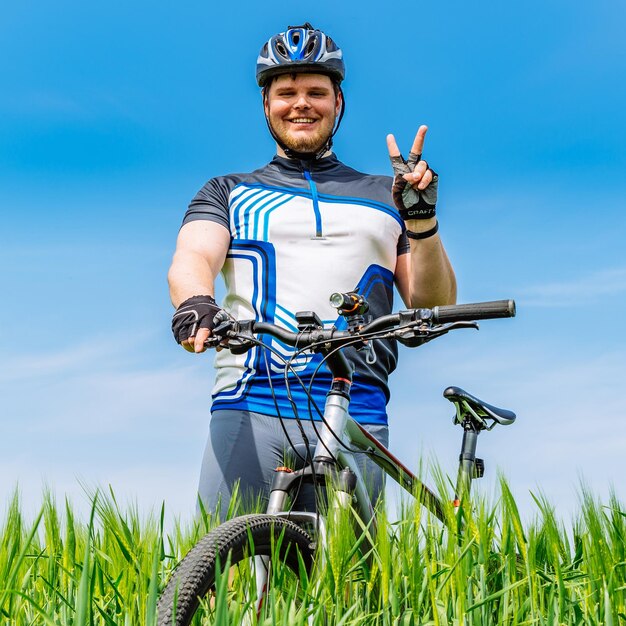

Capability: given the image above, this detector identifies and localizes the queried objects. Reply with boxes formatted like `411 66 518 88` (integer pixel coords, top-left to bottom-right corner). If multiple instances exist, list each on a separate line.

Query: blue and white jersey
183 154 409 425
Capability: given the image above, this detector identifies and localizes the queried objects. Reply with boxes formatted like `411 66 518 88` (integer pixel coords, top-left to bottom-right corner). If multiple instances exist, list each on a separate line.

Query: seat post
454 422 482 509
443 386 515 513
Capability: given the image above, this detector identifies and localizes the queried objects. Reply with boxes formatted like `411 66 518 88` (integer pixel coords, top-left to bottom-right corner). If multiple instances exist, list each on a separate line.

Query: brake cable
216 320 444 465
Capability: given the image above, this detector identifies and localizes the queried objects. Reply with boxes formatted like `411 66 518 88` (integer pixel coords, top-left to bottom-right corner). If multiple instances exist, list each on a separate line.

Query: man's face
264 73 342 155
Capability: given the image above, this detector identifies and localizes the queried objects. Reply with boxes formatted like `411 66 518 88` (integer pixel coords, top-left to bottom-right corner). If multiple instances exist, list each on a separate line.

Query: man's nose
293 95 311 109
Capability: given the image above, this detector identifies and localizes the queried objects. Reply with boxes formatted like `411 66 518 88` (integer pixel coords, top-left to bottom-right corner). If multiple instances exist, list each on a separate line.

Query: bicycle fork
257 389 371 621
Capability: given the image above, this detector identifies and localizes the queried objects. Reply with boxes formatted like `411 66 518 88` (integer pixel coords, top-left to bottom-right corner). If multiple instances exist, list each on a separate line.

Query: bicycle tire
157 514 315 626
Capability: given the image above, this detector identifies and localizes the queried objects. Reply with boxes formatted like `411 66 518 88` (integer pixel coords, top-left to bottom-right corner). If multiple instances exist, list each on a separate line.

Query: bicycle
157 294 517 625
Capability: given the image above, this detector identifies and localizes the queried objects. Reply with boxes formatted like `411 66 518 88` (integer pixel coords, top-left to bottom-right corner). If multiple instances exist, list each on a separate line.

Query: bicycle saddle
443 386 516 426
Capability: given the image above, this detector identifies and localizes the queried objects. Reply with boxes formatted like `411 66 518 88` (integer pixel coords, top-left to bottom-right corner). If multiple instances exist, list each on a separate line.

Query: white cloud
0 335 216 524
0 462 200 526
387 339 626 522
517 267 626 306
2 326 625 527
0 338 128 381
0 90 139 122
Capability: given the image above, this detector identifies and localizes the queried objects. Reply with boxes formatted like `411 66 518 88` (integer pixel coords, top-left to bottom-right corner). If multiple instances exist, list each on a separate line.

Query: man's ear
335 90 343 116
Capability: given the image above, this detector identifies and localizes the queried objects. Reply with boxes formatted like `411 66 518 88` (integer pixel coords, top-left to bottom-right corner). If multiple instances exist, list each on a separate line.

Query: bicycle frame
265 388 448 530
157 298 517 626
235 384 504 622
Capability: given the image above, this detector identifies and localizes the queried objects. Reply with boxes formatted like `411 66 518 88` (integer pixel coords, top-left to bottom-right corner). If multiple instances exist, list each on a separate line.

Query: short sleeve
397 229 409 255
182 177 235 231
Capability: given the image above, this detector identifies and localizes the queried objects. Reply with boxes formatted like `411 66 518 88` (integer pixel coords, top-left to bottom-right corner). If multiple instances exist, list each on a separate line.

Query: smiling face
264 73 342 156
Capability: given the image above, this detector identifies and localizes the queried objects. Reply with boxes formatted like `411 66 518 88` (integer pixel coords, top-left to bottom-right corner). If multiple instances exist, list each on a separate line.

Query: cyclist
168 23 457 514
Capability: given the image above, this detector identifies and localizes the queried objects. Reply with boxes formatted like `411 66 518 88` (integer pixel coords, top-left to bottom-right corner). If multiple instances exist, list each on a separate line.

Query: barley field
1 479 624 625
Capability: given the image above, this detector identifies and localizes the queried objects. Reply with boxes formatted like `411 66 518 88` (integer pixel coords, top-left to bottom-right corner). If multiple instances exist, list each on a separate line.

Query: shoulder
331 155 389 175
195 161 290 199
183 162 279 228
320 158 395 208
192 161 279 206
334 159 393 184
193 172 252 202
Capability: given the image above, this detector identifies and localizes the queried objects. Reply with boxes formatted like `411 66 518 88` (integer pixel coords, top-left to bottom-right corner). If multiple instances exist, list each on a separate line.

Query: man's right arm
168 220 231 353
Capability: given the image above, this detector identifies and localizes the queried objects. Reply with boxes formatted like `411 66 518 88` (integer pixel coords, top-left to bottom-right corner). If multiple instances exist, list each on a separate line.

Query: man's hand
171 295 222 353
387 125 438 221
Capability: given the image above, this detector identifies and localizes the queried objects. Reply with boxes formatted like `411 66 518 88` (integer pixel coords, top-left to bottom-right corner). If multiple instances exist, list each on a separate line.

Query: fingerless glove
171 295 222 344
390 152 438 220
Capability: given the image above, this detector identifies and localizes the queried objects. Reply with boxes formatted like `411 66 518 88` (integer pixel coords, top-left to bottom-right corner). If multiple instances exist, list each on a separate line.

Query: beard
270 116 336 154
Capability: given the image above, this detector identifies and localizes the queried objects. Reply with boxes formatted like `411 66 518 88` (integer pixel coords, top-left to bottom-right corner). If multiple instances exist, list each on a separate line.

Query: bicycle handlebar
432 299 516 323
208 298 515 380
212 299 516 351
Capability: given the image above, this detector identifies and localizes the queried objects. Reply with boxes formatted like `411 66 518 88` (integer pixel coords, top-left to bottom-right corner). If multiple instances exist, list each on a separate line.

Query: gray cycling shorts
197 409 389 517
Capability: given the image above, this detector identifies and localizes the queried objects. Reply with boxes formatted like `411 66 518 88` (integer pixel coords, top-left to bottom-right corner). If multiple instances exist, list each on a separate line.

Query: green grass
0 479 624 625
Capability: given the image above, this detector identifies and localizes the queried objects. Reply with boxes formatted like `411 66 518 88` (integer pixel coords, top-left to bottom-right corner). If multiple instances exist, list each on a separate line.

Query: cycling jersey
182 154 408 425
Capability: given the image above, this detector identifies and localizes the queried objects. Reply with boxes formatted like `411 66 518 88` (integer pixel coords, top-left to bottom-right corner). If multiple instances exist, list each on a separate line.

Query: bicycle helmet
256 23 345 87
257 23 346 160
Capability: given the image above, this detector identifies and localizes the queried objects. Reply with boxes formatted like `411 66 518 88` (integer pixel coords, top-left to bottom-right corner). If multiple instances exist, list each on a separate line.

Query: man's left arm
394 218 457 308
389 126 457 308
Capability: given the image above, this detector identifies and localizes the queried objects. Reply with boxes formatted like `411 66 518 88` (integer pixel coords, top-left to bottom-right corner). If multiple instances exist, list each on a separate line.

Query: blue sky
1 0 625 523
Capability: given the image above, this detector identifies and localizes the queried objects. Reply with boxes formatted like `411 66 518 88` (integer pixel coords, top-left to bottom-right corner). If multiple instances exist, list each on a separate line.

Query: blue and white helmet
256 23 345 87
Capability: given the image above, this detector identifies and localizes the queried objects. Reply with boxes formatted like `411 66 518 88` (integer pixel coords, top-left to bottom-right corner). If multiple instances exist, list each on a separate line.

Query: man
169 23 456 513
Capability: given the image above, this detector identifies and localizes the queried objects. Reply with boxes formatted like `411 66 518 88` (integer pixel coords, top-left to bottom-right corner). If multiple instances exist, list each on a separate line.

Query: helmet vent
288 22 314 30
257 25 345 87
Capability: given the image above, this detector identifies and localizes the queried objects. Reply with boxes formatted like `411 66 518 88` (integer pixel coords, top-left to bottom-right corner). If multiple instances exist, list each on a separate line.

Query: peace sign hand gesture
387 125 438 221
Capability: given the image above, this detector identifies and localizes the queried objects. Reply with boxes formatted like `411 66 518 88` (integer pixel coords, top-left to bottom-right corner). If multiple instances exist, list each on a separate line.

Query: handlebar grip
432 300 516 323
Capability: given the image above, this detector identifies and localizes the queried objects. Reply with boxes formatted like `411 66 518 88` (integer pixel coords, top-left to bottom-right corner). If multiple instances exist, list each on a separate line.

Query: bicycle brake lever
203 336 223 349
395 332 433 348
225 320 256 355
438 321 479 332
203 318 236 350
395 320 478 347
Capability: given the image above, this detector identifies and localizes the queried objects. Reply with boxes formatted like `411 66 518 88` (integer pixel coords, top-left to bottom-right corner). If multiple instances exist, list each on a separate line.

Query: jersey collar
270 153 341 174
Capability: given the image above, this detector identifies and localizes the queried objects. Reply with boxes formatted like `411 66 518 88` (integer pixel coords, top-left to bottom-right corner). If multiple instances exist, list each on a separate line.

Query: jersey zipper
302 166 324 238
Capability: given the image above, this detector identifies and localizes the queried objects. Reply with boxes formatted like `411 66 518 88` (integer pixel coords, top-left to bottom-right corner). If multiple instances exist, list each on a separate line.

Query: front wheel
157 514 315 626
